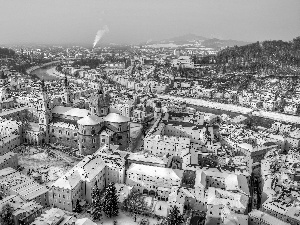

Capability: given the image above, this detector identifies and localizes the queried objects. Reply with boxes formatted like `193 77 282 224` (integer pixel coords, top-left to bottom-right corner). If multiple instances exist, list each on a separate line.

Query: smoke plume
93 25 109 48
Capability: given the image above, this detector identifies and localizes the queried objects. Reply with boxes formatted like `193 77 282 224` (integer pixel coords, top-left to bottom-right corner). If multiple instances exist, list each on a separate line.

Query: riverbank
46 67 65 79
158 94 300 125
26 61 60 74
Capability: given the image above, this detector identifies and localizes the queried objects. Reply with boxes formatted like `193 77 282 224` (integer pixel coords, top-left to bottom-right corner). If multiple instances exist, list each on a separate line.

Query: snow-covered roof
127 163 182 181
52 106 89 118
104 113 130 123
52 170 82 190
77 115 103 126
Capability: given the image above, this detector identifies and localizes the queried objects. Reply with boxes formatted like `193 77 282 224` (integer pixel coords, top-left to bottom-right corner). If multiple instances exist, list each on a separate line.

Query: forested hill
0 47 15 58
208 37 300 76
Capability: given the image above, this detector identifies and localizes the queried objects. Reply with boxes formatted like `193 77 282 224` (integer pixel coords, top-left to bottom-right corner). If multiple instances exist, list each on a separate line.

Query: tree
123 189 149 221
0 204 14 225
91 185 102 221
74 199 82 213
102 182 119 218
167 206 184 225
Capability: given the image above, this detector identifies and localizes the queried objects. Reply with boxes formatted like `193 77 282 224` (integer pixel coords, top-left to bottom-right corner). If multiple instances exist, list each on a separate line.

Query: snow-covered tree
0 204 14 225
123 189 149 221
74 199 82 213
102 182 119 218
167 206 184 225
91 184 102 220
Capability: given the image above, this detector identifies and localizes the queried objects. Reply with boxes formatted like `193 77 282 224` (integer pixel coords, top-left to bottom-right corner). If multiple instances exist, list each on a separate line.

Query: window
74 133 77 136
92 138 96 143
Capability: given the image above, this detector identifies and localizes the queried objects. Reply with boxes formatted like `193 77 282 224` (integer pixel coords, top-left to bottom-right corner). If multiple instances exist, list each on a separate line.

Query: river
30 66 61 81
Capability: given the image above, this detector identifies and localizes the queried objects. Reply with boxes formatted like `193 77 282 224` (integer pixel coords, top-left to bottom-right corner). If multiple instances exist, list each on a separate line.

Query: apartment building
0 195 43 225
126 163 183 200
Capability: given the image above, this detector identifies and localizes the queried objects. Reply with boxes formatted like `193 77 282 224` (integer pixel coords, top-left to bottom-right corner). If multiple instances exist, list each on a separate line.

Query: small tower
63 75 72 106
89 85 109 117
0 70 8 87
0 71 9 101
37 80 52 144
154 101 162 119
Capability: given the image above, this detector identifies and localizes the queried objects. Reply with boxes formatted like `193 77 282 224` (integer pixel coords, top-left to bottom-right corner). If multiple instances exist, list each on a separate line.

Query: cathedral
0 74 131 156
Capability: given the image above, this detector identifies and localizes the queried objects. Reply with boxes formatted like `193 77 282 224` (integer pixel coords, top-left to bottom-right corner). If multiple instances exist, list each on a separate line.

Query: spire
64 74 68 87
40 79 46 92
97 83 103 94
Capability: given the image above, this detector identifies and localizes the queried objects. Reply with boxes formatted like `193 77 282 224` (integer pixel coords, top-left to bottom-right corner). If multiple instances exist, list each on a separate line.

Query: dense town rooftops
248 210 290 225
0 195 43 219
31 208 66 225
50 121 77 130
104 112 130 123
207 187 248 209
12 181 49 201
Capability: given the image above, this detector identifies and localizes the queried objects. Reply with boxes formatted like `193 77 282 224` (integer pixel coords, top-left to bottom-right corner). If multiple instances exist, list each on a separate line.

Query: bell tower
37 80 52 143
63 75 71 106
90 84 109 117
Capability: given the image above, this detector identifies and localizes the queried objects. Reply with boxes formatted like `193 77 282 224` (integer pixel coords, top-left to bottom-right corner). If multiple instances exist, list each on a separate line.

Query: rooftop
128 163 182 181
77 115 103 126
104 113 130 123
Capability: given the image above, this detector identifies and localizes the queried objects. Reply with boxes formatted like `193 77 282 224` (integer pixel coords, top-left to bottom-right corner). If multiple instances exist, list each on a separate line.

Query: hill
195 37 300 76
142 34 249 49
0 47 15 58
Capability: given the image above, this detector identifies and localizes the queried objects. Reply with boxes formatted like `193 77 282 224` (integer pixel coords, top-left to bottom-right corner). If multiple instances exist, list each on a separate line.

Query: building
262 200 300 225
126 163 183 200
205 187 249 225
50 152 125 212
248 209 290 225
0 167 49 207
0 195 43 225
0 152 18 170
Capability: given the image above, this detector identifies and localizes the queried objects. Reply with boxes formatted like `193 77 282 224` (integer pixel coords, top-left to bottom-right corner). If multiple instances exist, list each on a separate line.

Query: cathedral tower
37 80 52 144
89 85 109 117
63 75 72 106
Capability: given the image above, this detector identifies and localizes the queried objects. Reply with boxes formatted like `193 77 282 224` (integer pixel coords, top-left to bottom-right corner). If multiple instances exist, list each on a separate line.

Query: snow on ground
31 152 48 160
152 200 169 218
48 166 64 181
46 67 65 78
159 94 252 114
159 94 300 124
252 110 300 125
79 211 159 225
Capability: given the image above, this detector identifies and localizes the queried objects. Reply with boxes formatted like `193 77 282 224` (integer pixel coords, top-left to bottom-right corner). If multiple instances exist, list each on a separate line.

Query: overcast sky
0 0 299 46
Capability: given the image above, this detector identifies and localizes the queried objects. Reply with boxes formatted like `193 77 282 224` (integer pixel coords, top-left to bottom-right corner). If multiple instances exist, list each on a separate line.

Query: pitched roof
52 170 82 190
75 218 97 225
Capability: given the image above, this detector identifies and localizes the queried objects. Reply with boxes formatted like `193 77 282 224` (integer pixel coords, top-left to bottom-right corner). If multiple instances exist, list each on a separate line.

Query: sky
0 0 299 46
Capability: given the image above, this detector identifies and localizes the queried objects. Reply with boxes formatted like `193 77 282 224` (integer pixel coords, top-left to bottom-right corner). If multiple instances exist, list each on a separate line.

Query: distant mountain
201 38 250 49
162 33 209 43
142 34 250 49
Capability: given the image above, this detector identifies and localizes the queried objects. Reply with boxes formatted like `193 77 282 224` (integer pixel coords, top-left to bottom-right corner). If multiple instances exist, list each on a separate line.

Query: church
0 74 131 156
